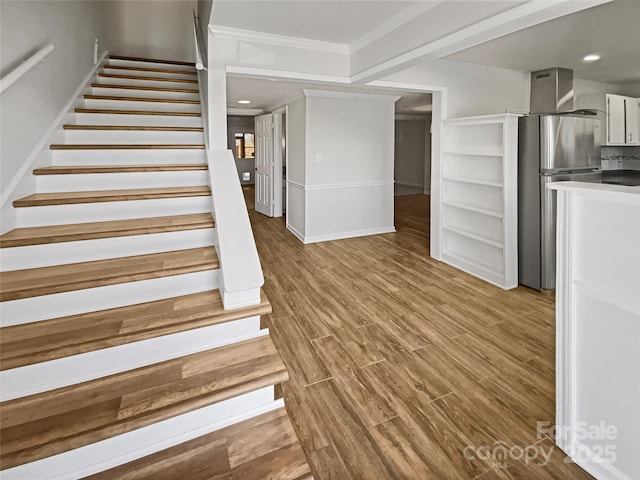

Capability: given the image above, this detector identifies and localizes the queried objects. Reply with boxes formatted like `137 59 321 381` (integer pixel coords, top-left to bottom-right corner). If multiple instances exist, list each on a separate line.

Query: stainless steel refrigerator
518 114 601 291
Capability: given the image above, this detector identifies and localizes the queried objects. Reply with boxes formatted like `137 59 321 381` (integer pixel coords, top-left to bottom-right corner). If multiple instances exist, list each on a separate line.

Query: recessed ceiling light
238 100 251 104
583 54 600 62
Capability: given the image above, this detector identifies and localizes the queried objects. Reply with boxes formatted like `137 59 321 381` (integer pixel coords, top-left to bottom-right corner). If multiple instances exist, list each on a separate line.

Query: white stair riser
1 395 281 480
64 129 203 144
108 58 197 72
83 98 201 113
73 112 202 127
102 67 198 81
1 269 220 326
52 148 206 164
36 170 209 192
97 75 199 90
16 196 211 227
91 86 199 101
1 323 264 401
0 228 216 271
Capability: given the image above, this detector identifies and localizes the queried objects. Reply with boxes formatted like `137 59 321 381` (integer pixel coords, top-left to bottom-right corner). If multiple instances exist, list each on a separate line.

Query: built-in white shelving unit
440 114 519 289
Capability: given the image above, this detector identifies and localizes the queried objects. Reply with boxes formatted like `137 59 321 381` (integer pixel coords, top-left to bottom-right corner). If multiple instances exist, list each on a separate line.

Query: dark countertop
600 170 640 187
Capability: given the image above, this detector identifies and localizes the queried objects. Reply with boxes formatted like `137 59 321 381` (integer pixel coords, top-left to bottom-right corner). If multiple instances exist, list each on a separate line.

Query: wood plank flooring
90 84 199 94
0 289 270 370
84 407 311 480
250 194 594 480
13 186 210 207
0 246 218 301
0 213 214 248
0 335 288 469
33 164 207 175
108 55 196 67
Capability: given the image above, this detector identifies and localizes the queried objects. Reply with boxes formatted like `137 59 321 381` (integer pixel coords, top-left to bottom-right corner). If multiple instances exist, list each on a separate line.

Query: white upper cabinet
606 94 639 145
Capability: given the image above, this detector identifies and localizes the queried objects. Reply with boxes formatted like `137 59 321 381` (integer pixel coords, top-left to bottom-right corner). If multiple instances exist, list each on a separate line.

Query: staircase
0 54 312 479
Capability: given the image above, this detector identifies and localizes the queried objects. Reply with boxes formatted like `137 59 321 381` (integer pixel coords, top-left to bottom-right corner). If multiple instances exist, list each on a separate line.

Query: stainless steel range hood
530 67 574 114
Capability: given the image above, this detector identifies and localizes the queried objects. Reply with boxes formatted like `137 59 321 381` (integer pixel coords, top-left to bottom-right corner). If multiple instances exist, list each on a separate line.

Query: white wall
394 118 428 191
120 0 196 61
287 91 397 243
573 78 640 146
285 97 306 239
0 0 123 198
383 59 530 118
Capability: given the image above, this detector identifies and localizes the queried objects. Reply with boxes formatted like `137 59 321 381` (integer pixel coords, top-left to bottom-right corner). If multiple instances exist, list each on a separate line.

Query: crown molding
226 107 264 116
349 1 444 54
302 89 400 103
226 65 350 85
210 26 349 55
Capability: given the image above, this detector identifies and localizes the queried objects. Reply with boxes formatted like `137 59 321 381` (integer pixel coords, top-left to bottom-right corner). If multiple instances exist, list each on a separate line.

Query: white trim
303 89 400 103
349 0 611 84
395 114 431 121
306 181 394 190
225 65 350 85
365 79 447 94
286 180 394 191
226 107 264 116
210 25 349 54
286 223 305 243
302 226 396 245
349 1 444 53
395 181 424 189
1 50 109 211
567 442 633 480
1 394 283 480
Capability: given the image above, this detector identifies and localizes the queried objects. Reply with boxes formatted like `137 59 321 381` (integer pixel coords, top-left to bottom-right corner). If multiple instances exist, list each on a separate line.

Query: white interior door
255 114 274 217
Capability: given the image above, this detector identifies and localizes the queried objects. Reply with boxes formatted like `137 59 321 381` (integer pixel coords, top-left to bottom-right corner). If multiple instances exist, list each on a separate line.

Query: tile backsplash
601 146 640 170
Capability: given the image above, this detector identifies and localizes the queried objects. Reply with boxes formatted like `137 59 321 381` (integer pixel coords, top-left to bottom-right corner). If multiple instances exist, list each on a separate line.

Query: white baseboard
286 223 305 243
0 51 110 234
395 181 424 188
302 226 396 244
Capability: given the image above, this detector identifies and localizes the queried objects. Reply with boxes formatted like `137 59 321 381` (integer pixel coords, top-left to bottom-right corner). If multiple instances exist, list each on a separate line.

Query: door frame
272 106 287 218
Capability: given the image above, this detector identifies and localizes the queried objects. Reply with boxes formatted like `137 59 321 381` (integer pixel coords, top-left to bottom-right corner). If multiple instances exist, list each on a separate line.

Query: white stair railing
193 9 264 309
0 44 54 94
207 150 265 309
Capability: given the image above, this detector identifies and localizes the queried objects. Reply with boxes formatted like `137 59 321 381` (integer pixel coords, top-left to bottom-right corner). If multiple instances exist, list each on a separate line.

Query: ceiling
218 0 638 114
226 76 432 116
211 0 418 45
446 0 640 85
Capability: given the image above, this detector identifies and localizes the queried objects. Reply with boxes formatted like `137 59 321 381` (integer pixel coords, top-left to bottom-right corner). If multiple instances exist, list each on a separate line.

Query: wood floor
249 194 594 480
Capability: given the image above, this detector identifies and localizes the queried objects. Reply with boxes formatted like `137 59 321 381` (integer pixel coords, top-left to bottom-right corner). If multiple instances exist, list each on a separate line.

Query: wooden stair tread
0 335 288 469
13 186 210 208
0 246 218 302
75 108 201 117
104 65 197 76
0 290 270 370
0 213 213 248
92 83 199 94
0 213 214 248
84 95 199 104
50 144 205 150
84 407 312 480
63 125 203 132
99 73 198 84
33 164 207 175
109 54 196 67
